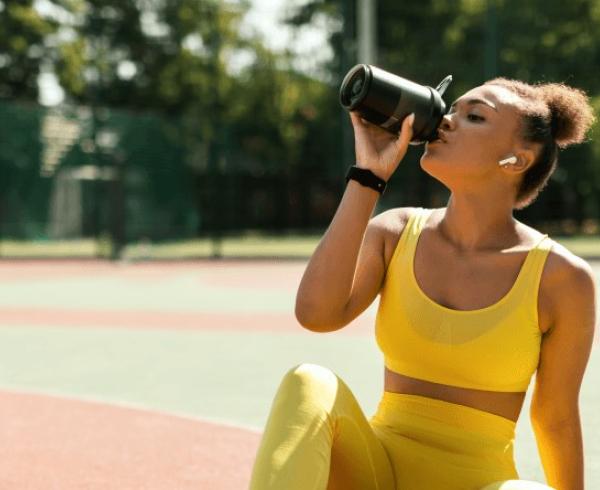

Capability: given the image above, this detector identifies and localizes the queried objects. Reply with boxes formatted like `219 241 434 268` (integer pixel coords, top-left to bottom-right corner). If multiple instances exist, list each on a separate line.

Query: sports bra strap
523 234 553 296
405 208 553 304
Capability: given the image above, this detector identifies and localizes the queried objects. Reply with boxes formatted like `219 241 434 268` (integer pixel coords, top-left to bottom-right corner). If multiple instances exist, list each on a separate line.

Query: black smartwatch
345 165 387 195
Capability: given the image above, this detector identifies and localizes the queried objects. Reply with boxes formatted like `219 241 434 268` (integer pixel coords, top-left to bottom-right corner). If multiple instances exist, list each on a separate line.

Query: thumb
394 113 415 158
349 111 365 128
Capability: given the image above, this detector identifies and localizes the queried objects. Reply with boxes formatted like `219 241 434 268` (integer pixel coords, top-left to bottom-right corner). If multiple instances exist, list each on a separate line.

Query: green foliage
48 0 330 171
50 0 252 113
286 0 600 223
0 0 56 99
3 0 600 240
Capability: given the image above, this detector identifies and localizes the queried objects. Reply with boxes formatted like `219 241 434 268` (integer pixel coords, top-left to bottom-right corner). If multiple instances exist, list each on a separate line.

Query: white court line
0 385 263 434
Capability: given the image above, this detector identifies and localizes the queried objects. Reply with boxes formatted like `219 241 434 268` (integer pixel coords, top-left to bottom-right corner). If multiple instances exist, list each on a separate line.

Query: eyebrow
449 98 498 112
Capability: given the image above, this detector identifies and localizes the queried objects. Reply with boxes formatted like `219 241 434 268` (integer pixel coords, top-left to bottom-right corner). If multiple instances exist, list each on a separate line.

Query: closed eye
467 114 485 122
447 109 485 122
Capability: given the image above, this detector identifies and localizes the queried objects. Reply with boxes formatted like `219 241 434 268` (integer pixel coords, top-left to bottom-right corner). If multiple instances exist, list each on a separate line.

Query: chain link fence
1 99 598 259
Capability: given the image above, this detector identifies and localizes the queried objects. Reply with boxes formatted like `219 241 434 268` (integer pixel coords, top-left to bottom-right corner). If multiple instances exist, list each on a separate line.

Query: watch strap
345 165 387 195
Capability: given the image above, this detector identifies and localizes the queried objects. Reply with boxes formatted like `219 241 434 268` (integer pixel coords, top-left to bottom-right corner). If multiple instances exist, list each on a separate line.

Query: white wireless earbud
498 156 518 166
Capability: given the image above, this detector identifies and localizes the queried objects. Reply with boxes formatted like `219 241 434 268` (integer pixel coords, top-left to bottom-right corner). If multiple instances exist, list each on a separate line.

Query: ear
501 147 537 174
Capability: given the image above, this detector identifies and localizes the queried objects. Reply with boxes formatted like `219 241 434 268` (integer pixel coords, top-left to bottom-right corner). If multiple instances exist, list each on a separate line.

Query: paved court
0 260 597 488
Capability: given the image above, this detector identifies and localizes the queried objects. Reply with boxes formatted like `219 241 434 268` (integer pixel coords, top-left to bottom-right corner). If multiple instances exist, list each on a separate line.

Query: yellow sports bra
375 207 554 392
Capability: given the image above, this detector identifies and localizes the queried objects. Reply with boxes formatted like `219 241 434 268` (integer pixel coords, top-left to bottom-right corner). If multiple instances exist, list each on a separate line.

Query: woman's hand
349 112 415 181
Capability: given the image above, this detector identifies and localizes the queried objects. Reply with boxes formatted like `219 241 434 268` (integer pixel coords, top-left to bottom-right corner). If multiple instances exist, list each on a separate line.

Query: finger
349 111 364 127
360 116 374 127
352 111 375 128
394 113 415 156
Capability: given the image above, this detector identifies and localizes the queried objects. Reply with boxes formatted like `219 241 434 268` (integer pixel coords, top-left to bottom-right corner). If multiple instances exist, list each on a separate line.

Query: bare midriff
384 367 526 422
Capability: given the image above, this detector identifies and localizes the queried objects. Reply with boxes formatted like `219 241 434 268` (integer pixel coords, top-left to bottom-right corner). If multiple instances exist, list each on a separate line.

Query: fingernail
408 113 415 126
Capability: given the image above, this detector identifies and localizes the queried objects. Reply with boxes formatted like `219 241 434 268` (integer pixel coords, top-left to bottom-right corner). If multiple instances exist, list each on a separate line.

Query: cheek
458 131 499 164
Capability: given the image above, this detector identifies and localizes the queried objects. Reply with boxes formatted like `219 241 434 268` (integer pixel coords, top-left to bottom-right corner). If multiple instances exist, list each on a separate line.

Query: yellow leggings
249 363 555 490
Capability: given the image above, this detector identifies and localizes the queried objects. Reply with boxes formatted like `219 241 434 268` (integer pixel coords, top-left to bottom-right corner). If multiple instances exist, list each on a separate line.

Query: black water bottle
339 64 453 144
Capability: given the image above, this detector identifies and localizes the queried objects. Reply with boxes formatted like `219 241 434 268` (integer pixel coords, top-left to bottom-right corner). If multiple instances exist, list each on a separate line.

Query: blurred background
2 0 600 260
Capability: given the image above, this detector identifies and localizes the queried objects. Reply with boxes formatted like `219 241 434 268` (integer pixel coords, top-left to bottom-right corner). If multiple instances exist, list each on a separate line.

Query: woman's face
420 84 528 193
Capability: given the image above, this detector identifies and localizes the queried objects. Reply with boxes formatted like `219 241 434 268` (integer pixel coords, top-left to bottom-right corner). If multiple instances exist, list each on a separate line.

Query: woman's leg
248 363 395 490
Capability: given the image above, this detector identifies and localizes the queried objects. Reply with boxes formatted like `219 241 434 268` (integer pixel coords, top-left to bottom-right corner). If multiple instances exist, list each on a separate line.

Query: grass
0 235 318 259
0 234 599 260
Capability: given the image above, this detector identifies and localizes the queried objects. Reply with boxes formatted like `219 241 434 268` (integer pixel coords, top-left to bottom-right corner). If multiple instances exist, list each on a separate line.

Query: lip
426 130 448 147
435 129 448 143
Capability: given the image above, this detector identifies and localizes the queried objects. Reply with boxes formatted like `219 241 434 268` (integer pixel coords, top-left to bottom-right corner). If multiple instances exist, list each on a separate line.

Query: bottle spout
435 75 453 97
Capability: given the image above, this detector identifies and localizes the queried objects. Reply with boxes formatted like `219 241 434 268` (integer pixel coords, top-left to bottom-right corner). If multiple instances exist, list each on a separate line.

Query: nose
439 113 455 131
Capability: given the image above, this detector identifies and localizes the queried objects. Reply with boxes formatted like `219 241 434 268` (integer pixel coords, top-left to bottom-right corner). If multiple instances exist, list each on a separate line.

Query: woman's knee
480 480 556 490
282 362 336 381
278 363 340 400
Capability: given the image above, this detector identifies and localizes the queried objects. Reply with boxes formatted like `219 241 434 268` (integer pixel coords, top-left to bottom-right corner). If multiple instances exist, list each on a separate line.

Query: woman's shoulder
373 206 439 229
371 206 424 243
532 231 596 326
372 207 435 268
543 238 595 288
521 223 593 280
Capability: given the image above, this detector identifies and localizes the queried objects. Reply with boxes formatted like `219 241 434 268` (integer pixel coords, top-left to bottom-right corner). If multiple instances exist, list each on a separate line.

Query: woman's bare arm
295 112 415 332
294 182 380 332
530 250 596 490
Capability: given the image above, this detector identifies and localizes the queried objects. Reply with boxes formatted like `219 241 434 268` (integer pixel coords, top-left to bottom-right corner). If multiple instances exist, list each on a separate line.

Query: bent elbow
294 300 345 333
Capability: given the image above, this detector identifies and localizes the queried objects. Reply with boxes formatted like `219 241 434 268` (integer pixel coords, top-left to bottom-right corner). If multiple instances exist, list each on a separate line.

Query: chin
420 152 445 174
419 153 457 188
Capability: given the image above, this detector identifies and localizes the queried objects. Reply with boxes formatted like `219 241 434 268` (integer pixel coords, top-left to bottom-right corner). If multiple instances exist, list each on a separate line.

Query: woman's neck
437 194 519 253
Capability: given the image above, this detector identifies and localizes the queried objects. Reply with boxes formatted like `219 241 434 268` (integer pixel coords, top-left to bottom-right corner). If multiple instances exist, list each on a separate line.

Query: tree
50 0 342 234
285 0 600 226
0 0 57 100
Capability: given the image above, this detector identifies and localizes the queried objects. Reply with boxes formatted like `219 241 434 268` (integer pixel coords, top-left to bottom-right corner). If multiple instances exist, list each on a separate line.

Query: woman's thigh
249 363 395 490
250 364 557 490
316 364 395 490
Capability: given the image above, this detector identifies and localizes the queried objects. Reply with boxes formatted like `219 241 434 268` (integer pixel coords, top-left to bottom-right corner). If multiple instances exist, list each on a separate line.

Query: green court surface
0 260 598 486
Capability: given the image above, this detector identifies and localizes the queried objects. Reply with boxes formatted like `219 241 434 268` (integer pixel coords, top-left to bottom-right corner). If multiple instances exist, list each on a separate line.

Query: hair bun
549 111 561 139
538 83 596 148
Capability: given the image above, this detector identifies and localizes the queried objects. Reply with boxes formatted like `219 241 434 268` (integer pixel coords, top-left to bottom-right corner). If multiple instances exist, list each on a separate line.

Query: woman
248 77 597 489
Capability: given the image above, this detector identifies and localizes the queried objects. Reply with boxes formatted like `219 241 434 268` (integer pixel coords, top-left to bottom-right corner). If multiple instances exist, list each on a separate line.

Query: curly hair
483 77 596 210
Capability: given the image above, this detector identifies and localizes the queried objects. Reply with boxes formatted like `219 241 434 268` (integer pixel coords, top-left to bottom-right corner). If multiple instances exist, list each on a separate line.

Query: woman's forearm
295 180 379 330
295 111 414 331
533 415 584 490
